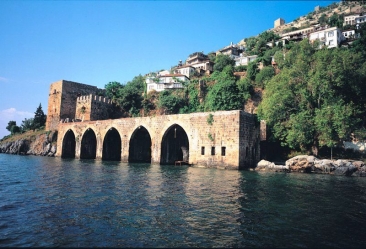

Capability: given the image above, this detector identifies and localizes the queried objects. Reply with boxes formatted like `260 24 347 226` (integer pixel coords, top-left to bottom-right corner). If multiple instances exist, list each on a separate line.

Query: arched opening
160 124 189 165
129 126 151 163
102 127 121 161
61 130 76 158
80 128 97 159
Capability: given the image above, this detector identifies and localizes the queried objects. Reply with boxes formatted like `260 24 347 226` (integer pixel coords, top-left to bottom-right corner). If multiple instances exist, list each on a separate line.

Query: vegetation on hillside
102 19 366 158
3 103 47 141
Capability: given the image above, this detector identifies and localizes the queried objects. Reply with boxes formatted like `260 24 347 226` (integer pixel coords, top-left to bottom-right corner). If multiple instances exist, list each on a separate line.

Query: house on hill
216 42 244 58
185 52 214 73
146 74 189 93
308 26 345 48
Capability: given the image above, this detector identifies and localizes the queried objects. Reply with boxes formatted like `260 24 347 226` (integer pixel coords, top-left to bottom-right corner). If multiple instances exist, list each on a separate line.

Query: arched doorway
129 126 152 163
102 127 121 161
61 130 76 158
160 124 189 165
80 128 97 159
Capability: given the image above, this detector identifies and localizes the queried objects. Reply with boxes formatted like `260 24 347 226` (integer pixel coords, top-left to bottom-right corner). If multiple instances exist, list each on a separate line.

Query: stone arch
61 129 76 158
80 128 97 159
128 126 152 163
160 124 189 165
102 127 121 161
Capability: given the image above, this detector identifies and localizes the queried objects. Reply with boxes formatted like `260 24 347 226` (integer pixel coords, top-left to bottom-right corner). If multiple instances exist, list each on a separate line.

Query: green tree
258 40 365 154
327 13 344 28
104 75 145 117
6 121 16 133
213 54 235 72
237 77 253 101
105 81 123 102
33 103 46 130
205 79 242 111
255 66 275 88
158 90 185 114
318 13 327 25
21 118 34 131
351 23 366 60
11 125 21 134
6 121 21 135
246 61 259 81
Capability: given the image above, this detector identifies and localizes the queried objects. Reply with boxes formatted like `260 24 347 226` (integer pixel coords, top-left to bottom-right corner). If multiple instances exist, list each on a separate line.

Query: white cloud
0 77 9 83
0 108 33 139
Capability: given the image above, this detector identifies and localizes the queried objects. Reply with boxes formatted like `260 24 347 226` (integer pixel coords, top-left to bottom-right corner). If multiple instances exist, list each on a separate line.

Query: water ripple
0 154 366 247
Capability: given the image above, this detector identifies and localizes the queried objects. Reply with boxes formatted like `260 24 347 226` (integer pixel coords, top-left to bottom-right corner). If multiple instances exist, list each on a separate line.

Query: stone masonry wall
75 94 112 121
239 111 260 169
56 110 260 169
46 80 102 131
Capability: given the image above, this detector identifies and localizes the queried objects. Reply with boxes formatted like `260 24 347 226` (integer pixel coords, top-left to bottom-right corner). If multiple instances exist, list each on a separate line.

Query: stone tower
274 18 285 28
46 80 103 131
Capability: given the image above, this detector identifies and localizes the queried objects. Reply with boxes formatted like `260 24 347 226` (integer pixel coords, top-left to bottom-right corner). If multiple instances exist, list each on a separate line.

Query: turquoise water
1 153 366 247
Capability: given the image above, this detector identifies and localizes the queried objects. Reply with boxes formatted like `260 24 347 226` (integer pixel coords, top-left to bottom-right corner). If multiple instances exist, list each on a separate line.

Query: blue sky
0 0 336 138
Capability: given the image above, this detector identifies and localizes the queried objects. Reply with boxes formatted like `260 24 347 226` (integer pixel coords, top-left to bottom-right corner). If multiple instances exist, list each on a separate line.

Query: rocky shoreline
0 131 57 157
256 155 366 176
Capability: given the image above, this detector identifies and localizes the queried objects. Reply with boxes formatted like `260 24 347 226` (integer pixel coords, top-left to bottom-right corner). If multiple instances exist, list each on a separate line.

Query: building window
221 147 226 156
328 31 334 37
211 147 215 156
201 147 205 155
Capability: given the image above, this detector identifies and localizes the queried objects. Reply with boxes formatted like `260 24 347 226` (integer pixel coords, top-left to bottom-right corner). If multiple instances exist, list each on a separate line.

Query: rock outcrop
256 159 289 172
256 155 366 177
0 131 57 156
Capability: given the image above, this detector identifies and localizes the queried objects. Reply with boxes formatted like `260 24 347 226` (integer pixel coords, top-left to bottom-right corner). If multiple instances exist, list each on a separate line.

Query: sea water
1 153 366 247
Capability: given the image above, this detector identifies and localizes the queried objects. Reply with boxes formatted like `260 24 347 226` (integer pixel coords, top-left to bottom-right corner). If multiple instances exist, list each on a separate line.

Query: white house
146 74 189 93
174 65 195 78
343 14 359 26
342 29 356 39
308 26 345 48
355 14 366 25
185 52 214 72
234 54 258 66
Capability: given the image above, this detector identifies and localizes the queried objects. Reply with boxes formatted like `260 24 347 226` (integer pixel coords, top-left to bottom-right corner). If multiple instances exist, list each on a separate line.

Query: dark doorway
61 130 76 158
129 126 152 163
160 124 189 165
102 128 121 161
80 129 97 159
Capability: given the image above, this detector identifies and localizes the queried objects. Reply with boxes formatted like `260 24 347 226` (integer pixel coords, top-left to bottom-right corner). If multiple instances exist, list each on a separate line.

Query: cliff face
0 131 57 156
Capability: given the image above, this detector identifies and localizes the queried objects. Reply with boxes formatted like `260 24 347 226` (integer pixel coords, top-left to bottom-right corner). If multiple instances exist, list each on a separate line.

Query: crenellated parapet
76 94 112 104
76 94 113 122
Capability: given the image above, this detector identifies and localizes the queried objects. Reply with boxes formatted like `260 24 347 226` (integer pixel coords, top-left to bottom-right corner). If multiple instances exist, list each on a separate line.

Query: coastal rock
285 155 318 173
5 139 30 155
334 165 357 176
352 161 365 169
352 166 366 177
313 159 336 173
0 131 58 157
256 160 289 172
256 160 275 170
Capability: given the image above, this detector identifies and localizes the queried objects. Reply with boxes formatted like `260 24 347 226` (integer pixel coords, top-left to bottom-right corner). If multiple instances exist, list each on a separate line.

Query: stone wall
75 94 112 121
46 80 102 131
56 110 260 169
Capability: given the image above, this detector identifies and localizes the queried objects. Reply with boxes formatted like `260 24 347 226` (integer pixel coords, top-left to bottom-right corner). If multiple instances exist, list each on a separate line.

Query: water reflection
1 154 366 247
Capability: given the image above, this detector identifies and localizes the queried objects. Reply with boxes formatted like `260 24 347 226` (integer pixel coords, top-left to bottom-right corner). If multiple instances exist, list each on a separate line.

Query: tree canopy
33 103 46 130
258 39 366 154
